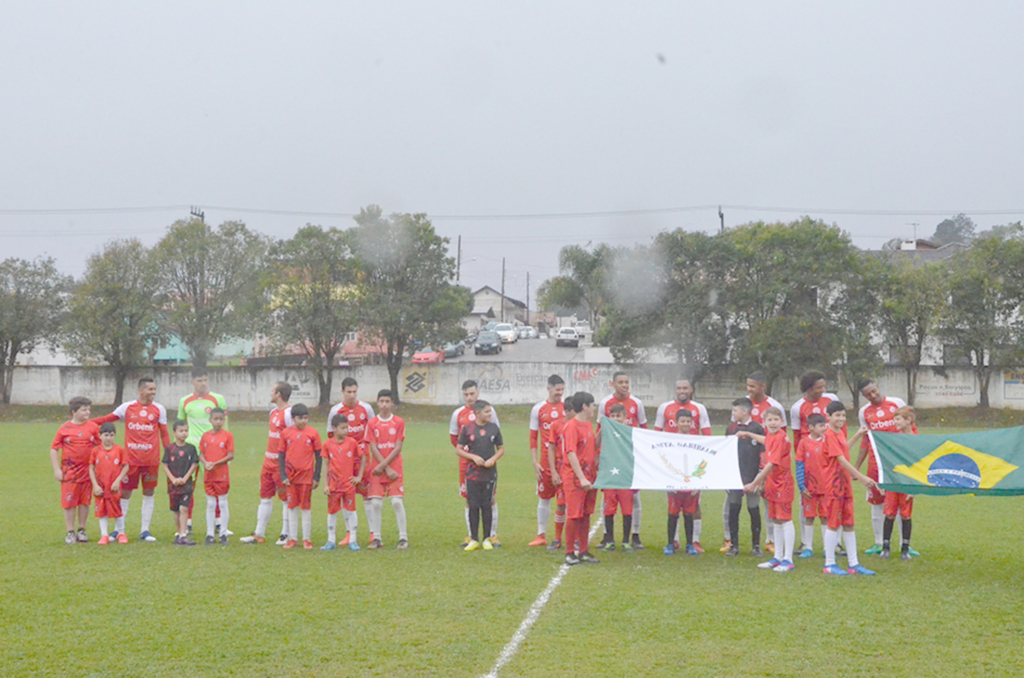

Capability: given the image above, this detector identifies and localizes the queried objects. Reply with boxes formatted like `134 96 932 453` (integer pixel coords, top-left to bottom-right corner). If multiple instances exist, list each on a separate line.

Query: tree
537 244 616 333
0 257 70 404
350 206 472 401
65 240 165 404
832 254 887 409
152 219 270 367
265 225 360 407
930 213 976 247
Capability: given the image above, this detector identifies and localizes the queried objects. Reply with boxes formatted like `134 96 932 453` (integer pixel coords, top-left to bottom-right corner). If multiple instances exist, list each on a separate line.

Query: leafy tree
350 206 472 401
831 254 887 408
65 240 165 404
930 213 976 247
152 219 270 367
0 257 70 404
537 244 617 333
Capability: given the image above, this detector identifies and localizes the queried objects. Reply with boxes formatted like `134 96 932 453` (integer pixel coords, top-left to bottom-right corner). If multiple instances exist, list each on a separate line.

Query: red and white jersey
858 396 909 475
749 396 787 427
199 429 234 483
449 405 500 446
96 400 169 467
91 444 127 490
529 399 565 456
327 400 375 443
52 420 102 483
598 394 647 428
365 414 406 475
796 435 827 496
264 406 294 464
278 425 323 485
790 393 842 450
654 399 711 435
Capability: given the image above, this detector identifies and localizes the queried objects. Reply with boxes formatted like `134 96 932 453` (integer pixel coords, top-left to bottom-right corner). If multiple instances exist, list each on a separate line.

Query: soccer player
737 371 789 554
177 368 228 535
278 403 322 550
739 408 796 571
655 378 710 552
545 394 577 552
663 409 700 557
326 377 375 546
528 375 566 547
599 372 647 549
724 398 765 557
457 400 504 551
163 420 199 546
600 403 634 552
795 413 829 558
881 406 917 560
789 370 841 453
89 422 129 545
91 377 169 543
321 413 366 551
199 408 234 545
855 378 911 555
365 390 408 550
241 382 294 545
50 396 101 544
820 401 876 576
561 391 600 566
450 380 501 546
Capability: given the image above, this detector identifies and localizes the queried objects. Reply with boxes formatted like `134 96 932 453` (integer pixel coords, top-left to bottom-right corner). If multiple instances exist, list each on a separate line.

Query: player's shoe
620 542 633 553
139 531 157 543
302 540 314 550
368 538 382 550
879 547 891 559
283 539 298 550
76 528 89 543
847 564 876 576
461 536 471 548
692 542 705 554
98 535 110 545
240 535 265 544
630 535 644 550
185 525 193 538
275 534 288 546
338 533 351 546
482 538 494 551
663 543 677 556
528 535 547 547
765 542 775 554
321 540 336 551
864 544 884 555
907 547 921 557
173 536 183 546
600 540 616 552
901 548 912 561
685 544 699 556
464 539 481 552
773 560 795 573
204 536 217 546
751 545 764 557
181 536 197 546
396 539 409 551
110 531 119 541
578 551 600 565
220 534 229 545
349 541 360 551
225 529 234 537
117 533 129 544
758 558 781 570
672 540 681 550
822 564 849 576
719 540 732 553
564 553 581 566
798 548 814 559
724 544 740 557
836 545 847 557
489 535 501 547
546 539 562 552
65 531 76 545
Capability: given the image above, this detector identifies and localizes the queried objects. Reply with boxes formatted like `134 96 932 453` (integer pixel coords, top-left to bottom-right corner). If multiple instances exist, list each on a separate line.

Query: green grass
2 414 1023 677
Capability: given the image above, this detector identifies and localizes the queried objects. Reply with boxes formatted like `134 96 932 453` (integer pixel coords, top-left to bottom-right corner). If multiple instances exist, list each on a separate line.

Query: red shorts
866 464 885 505
61 481 92 509
801 494 827 519
667 491 700 516
260 463 288 500
825 495 855 529
768 500 792 521
556 485 565 506
602 489 634 516
287 483 313 510
94 493 122 518
883 492 913 519
123 465 159 492
565 486 597 520
327 489 357 514
537 469 558 500
205 480 229 497
368 474 404 498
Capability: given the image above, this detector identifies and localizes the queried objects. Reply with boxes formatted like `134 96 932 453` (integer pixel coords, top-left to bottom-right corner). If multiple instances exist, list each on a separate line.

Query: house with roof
463 286 529 330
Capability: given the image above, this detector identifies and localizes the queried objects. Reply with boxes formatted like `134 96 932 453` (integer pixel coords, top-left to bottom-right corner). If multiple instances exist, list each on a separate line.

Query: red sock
577 518 590 554
555 510 565 541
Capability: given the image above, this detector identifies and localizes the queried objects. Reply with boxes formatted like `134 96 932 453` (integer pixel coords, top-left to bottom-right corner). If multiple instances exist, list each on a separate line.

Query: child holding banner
881 406 917 560
664 409 700 556
600 403 634 552
822 401 877 576
739 408 795 571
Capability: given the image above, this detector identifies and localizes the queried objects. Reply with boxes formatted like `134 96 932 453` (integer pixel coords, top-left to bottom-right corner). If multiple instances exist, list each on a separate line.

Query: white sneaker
274 534 289 546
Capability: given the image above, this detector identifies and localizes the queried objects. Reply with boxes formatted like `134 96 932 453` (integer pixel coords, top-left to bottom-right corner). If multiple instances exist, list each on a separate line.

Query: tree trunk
191 344 209 368
114 367 127 406
978 368 990 409
385 337 405 403
905 367 915 406
2 344 19 405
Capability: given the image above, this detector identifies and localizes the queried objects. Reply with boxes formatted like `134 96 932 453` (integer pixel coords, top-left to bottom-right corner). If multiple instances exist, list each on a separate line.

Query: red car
412 346 445 364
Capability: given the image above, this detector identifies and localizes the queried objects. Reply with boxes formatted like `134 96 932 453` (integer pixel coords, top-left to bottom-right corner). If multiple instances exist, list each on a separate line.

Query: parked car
483 321 498 332
555 327 580 347
574 320 590 340
443 341 466 359
494 323 517 344
517 326 533 340
474 331 502 355
412 346 444 364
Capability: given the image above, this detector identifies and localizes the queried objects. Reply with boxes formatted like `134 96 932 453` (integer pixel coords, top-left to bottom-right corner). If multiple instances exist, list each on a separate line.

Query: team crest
348 414 355 421
389 428 396 435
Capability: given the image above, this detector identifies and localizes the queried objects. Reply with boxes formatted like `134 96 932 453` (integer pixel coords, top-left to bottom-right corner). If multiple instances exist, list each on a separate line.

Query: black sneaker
64 531 77 545
180 536 197 546
546 539 562 552
900 549 912 561
219 534 228 545
751 545 764 557
578 551 600 565
630 536 645 550
880 547 891 559
724 544 740 557
204 535 217 546
368 539 383 550
564 553 581 566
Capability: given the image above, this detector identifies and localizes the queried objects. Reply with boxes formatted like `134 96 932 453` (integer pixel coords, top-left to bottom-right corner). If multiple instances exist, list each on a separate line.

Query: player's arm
456 430 485 466
699 405 712 436
159 422 170 450
566 451 591 490
546 441 560 484
278 441 290 485
848 426 869 448
485 445 505 468
49 445 63 482
528 404 542 473
161 460 177 486
90 413 120 425
114 462 130 491
216 435 236 468
838 454 876 489
353 452 367 486
744 462 774 494
381 439 403 480
183 462 198 484
736 430 766 444
89 461 102 495
312 446 322 490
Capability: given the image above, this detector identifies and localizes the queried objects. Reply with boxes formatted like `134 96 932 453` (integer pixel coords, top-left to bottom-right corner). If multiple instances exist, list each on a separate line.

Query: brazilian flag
871 428 1024 496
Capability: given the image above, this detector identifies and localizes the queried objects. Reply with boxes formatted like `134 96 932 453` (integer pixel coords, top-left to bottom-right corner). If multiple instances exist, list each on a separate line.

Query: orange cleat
338 533 351 546
693 542 705 554
117 533 129 544
98 535 110 545
302 540 314 550
528 535 547 547
765 543 775 554
283 539 298 549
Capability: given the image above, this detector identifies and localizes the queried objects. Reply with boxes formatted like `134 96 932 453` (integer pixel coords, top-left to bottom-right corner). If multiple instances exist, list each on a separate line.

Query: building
464 286 529 329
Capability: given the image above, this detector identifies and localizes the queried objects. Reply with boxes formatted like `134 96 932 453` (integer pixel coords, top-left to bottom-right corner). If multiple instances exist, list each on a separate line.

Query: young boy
50 396 101 544
529 375 566 547
545 394 576 552
795 413 829 558
739 408 796 572
364 390 408 550
199 408 234 545
322 413 366 551
450 380 501 547
278 403 323 550
599 373 647 549
561 391 601 566
90 422 130 545
163 420 199 546
725 398 765 557
881 406 917 560
600 403 634 552
821 401 876 576
457 400 504 551
664 409 700 556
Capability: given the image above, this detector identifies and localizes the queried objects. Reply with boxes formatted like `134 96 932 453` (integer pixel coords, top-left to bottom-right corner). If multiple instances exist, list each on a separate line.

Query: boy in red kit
664 409 701 557
740 408 796 571
322 414 366 552
50 396 101 544
544 394 576 552
600 403 634 552
278 403 323 550
163 421 199 546
821 401 876 576
795 414 829 559
881 406 918 560
528 375 565 547
326 377 375 546
561 391 600 566
241 382 293 546
599 372 647 549
365 390 408 551
200 408 234 545
90 422 129 545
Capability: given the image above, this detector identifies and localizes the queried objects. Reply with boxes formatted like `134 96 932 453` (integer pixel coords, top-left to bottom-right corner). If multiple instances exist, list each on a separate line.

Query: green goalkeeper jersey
177 392 228 447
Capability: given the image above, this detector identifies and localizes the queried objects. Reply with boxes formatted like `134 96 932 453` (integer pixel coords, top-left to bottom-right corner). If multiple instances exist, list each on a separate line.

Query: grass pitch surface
1 413 1022 677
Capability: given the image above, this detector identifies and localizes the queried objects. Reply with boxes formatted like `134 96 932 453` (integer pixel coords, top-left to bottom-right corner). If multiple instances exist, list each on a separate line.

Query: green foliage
537 243 617 330
930 213 976 246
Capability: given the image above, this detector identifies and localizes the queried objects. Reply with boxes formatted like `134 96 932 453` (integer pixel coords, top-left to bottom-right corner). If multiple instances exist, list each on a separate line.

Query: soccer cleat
765 542 775 554
908 547 921 557
719 540 732 553
186 525 193 538
460 537 472 548
724 545 740 557
663 543 677 556
349 541 360 551
672 540 681 550
139 531 157 543
879 547 891 559
546 539 562 552
98 535 110 545
578 551 600 564
179 536 197 546
865 544 884 555
489 535 501 547
302 540 314 550
110 531 119 541
630 536 645 550
464 539 481 552
758 558 782 570
283 539 298 550
900 550 912 561
396 539 409 551
836 545 848 557
219 534 228 545
564 553 581 566
76 529 89 543
275 534 288 546
368 538 382 550
751 545 764 557
620 542 633 553
240 535 265 544
173 536 184 546
847 564 876 576
338 533 351 546
692 542 705 554
822 564 849 576
773 560 796 573
321 540 336 551
225 529 234 537
685 544 699 556
117 533 129 544
600 540 616 552
65 532 77 545
528 535 547 547
204 536 217 546
798 548 814 559
482 538 494 551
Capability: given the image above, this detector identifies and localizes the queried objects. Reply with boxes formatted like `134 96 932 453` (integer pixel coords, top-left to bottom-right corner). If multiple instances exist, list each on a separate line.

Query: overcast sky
2 2 1023 306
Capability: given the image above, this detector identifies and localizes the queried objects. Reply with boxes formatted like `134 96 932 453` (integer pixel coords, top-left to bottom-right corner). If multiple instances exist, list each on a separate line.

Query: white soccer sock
301 509 312 542
632 493 642 534
821 523 828 550
693 519 703 543
282 503 290 538
327 513 338 542
206 496 218 537
771 522 782 559
783 521 796 562
218 496 229 537
393 497 408 540
722 495 730 537
537 498 551 535
368 498 384 538
288 507 300 542
824 529 840 567
843 529 859 567
99 517 109 536
342 508 358 539
255 498 273 538
141 495 155 534
871 504 885 546
464 506 471 538
764 500 773 544
801 522 814 550
117 498 130 534
491 502 498 538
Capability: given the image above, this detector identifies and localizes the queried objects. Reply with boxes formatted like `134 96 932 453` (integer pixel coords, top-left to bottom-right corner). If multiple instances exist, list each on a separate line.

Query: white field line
480 518 603 678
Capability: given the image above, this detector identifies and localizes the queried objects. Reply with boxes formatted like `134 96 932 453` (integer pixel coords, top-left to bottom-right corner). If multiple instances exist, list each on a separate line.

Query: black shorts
466 478 497 510
169 489 193 512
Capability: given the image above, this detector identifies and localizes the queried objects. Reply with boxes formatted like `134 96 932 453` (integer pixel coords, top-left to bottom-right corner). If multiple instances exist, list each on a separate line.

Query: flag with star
870 427 1024 496
595 419 743 491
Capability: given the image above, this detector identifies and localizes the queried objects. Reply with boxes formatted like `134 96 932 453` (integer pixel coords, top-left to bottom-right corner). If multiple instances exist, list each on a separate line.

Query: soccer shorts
94 493 122 518
667 491 700 516
801 494 827 519
123 465 159 492
61 481 92 509
865 461 885 505
883 492 913 519
327 489 357 514
205 479 230 498
825 495 855 529
565 487 597 520
260 464 288 501
601 489 634 516
537 469 558 500
767 499 792 521
466 478 497 510
368 474 404 498
287 483 313 510
556 485 565 506
168 488 193 512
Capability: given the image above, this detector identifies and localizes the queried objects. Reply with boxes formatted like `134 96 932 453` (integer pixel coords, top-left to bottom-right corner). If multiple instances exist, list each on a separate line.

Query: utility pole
718 205 724 233
526 271 530 326
456 235 461 283
500 257 506 322
190 206 205 223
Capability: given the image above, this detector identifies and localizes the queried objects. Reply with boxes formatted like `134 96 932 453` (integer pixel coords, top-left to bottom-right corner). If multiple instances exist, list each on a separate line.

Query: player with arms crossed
241 382 294 545
599 371 647 549
326 377 375 546
528 375 566 547
450 380 500 546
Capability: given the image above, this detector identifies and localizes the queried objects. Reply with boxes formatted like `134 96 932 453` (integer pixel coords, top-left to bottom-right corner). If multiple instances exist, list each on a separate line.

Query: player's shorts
801 494 828 519
286 483 313 510
556 485 565 506
825 495 855 529
883 492 913 519
168 488 193 512
537 469 558 500
565 487 597 520
205 479 229 497
327 489 357 514
260 465 288 501
667 491 700 516
94 493 122 518
865 464 885 505
368 474 404 498
768 499 792 521
61 481 92 509
602 489 634 516
123 465 159 492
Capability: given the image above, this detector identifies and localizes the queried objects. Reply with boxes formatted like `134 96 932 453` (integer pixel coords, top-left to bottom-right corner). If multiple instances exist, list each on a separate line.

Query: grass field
2 410 1023 677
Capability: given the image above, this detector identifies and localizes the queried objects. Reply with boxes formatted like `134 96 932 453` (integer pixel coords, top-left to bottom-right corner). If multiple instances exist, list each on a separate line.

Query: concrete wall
7 363 1020 411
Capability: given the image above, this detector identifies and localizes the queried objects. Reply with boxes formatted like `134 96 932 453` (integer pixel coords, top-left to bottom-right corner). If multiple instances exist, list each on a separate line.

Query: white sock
722 495 730 537
141 495 155 533
801 522 814 550
783 521 796 562
632 492 641 534
301 509 312 541
368 498 384 538
117 498 130 534
537 498 551 536
464 506 471 538
764 500 773 544
821 523 828 550
218 496 229 537
871 504 885 546
674 518 681 544
771 522 782 559
206 496 218 537
288 507 300 542
327 513 338 542
342 508 358 539
99 517 109 536
491 502 498 538
843 529 859 567
693 519 703 543
255 498 273 538
392 497 408 540
282 503 290 538
824 529 840 567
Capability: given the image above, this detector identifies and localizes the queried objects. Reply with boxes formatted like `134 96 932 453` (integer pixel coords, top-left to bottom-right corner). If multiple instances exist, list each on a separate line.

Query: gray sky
3 2 1023 306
